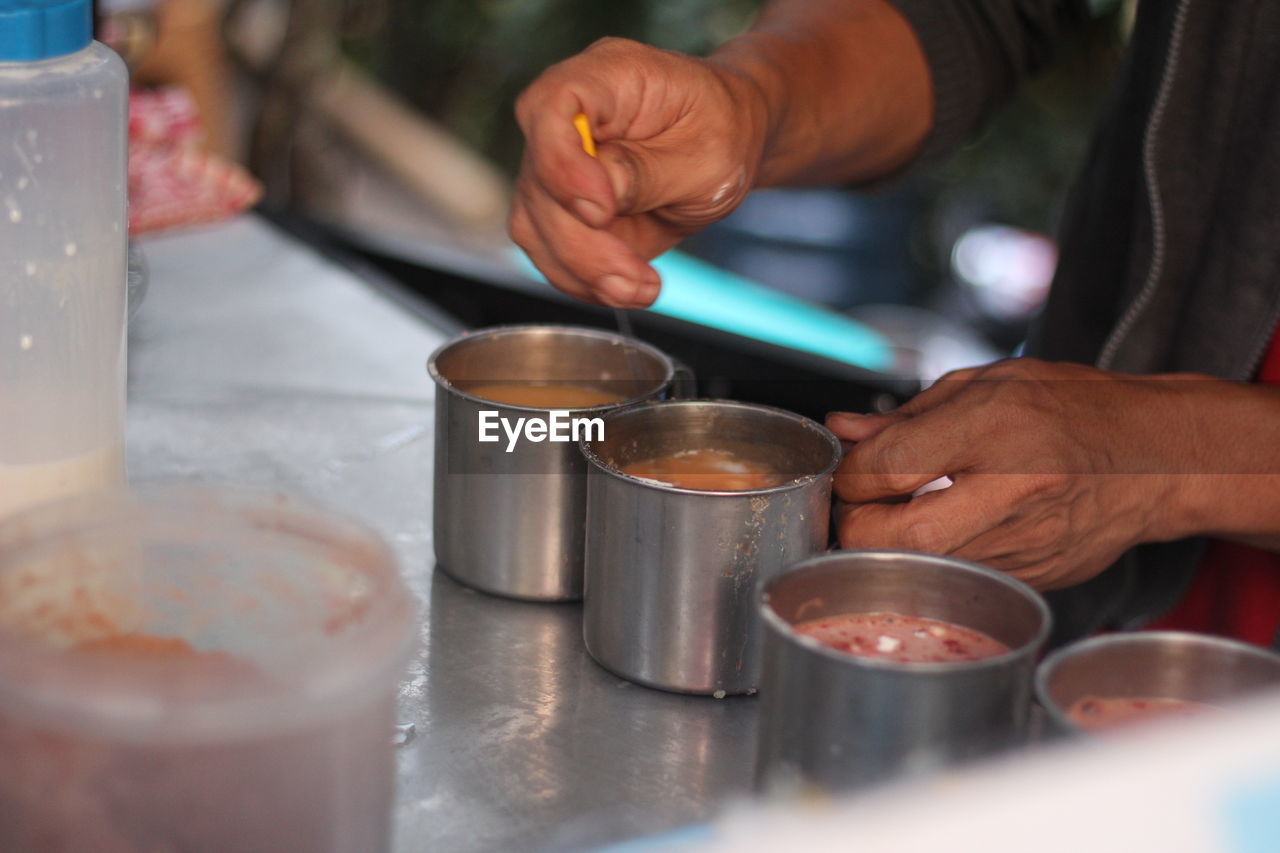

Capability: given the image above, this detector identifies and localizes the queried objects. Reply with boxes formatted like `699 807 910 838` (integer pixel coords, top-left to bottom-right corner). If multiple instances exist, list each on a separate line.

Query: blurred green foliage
344 0 762 174
925 9 1128 239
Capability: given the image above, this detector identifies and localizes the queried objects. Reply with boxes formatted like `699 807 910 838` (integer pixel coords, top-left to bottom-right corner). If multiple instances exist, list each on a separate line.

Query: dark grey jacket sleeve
887 0 1090 162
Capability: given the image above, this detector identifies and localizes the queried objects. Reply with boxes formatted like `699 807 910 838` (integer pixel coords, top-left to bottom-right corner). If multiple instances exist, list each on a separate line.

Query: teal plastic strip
595 822 715 851
1221 772 1280 853
510 248 893 372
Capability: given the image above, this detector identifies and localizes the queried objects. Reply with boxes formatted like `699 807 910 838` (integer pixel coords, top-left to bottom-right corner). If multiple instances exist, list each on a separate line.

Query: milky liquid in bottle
0 2 129 517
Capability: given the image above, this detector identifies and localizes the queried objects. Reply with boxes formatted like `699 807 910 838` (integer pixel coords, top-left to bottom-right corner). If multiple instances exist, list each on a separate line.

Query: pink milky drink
1065 695 1217 731
792 611 1010 664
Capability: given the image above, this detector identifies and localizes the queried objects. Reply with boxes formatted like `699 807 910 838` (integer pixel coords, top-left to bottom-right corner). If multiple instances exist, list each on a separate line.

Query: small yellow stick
573 113 597 158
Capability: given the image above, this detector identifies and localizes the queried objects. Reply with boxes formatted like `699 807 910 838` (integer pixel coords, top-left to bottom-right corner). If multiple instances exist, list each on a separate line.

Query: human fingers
598 133 751 225
825 411 902 443
951 475 1136 590
836 477 1012 554
895 364 989 416
508 202 606 306
514 51 629 228
834 408 975 503
517 103 618 229
516 38 712 229
824 364 992 443
516 178 661 307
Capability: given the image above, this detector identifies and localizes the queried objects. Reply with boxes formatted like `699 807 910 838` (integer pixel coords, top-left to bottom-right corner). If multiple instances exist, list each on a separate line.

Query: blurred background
101 0 1134 406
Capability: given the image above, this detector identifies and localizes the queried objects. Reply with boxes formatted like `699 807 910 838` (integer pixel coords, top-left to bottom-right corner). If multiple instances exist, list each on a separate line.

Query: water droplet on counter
25 130 36 145
393 722 416 746
19 335 32 350
64 243 76 257
93 89 103 99
24 262 36 276
16 176 27 191
31 154 42 164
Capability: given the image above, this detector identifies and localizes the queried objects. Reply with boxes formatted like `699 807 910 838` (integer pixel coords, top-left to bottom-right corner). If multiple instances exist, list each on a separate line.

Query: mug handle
670 359 697 399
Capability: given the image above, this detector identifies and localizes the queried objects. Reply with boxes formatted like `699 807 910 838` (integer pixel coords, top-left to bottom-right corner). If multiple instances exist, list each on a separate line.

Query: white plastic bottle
0 0 129 517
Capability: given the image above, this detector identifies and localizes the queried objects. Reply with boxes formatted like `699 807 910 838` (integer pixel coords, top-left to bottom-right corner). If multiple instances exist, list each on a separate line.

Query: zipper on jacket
1096 0 1194 370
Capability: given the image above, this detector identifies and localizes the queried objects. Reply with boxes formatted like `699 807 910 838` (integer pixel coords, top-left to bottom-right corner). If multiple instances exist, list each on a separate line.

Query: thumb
596 141 665 217
598 138 747 226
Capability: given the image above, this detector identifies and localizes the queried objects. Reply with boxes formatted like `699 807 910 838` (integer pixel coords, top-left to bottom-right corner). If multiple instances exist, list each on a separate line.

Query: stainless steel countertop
128 216 758 853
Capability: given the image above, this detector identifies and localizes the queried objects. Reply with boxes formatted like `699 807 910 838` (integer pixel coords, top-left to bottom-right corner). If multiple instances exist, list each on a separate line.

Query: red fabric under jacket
1149 326 1280 646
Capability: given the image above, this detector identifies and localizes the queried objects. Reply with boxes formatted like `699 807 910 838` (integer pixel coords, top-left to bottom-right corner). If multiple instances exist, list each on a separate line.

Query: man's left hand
827 358 1200 590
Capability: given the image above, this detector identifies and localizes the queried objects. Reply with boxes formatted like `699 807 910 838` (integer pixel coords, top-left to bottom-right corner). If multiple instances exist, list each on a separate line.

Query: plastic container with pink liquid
0 486 418 853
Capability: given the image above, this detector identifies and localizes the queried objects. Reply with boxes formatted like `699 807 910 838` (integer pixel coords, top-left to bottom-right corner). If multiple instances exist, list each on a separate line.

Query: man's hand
825 359 1229 591
509 1 933 308
509 37 769 308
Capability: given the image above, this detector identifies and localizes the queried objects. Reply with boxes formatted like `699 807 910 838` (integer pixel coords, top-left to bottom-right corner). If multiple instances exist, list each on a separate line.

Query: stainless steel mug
756 550 1051 792
581 400 841 695
1036 630 1280 736
428 325 688 601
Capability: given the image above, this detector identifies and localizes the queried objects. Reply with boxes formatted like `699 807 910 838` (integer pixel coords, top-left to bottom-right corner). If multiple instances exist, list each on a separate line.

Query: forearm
1150 380 1280 552
711 0 932 187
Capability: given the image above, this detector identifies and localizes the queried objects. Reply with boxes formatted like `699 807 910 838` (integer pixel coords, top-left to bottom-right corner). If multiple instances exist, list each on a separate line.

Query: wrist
1118 376 1207 544
709 2 932 186
1129 376 1280 543
707 34 789 187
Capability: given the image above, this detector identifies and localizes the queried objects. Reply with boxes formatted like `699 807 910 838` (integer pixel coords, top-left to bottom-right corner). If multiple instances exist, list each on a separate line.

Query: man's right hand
510 1 933 307
509 37 770 308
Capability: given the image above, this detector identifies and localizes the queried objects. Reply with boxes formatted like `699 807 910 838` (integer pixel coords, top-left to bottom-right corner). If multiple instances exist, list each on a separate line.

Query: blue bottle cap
0 0 93 62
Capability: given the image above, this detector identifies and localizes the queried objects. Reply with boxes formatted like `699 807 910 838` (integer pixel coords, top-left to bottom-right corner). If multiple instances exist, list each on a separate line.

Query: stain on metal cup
581 399 841 695
1035 630 1280 736
756 550 1051 793
427 325 685 601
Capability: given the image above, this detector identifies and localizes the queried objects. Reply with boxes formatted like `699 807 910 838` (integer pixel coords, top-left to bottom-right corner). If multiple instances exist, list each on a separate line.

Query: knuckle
585 36 637 54
937 366 978 385
1003 473 1040 498
1037 511 1071 547
879 471 920 497
831 471 858 501
984 364 1041 410
1029 472 1072 499
836 504 868 544
981 359 1026 383
900 519 946 554
507 210 533 248
868 436 920 494
995 356 1036 376
1012 560 1059 590
602 147 644 211
839 506 889 550
837 512 860 548
513 88 540 129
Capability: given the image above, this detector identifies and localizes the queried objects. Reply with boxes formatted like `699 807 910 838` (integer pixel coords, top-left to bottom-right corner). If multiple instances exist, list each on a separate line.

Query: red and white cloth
127 87 261 235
